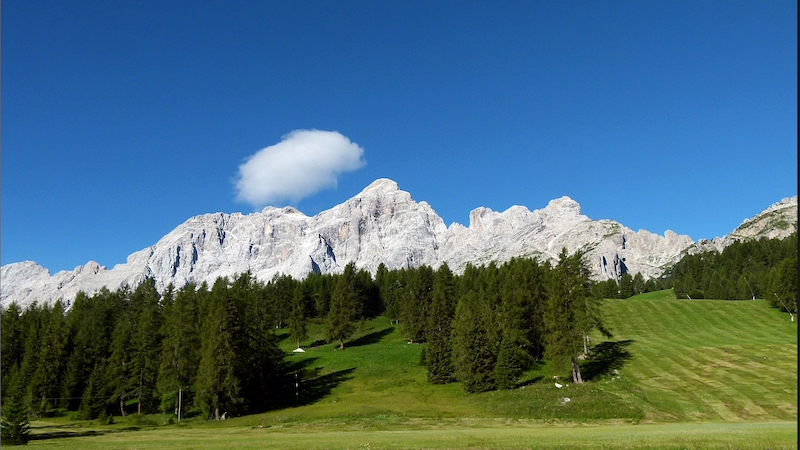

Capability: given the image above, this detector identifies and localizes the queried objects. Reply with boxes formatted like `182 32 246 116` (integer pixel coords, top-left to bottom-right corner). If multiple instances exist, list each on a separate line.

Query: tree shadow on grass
281 356 321 375
30 430 104 440
30 424 142 442
274 359 356 409
516 360 546 387
275 329 290 342
580 339 634 381
308 339 328 348
346 326 395 348
516 375 544 388
298 367 356 406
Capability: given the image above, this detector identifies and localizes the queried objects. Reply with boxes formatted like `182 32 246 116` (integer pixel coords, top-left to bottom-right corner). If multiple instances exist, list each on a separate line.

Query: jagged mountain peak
359 178 400 194
544 196 582 217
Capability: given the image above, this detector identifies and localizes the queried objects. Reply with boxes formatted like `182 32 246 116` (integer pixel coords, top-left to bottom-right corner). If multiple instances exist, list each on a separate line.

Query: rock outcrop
687 196 798 254
1 179 795 308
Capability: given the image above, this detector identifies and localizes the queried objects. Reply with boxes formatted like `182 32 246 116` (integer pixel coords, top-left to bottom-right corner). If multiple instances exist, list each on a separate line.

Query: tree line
670 231 797 313
1 249 620 428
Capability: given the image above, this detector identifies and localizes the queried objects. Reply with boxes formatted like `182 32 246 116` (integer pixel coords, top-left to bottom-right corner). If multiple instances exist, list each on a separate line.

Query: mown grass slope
603 290 797 422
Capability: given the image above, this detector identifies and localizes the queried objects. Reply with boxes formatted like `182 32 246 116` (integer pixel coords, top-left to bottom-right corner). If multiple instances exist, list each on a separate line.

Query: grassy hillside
604 290 797 422
24 290 798 448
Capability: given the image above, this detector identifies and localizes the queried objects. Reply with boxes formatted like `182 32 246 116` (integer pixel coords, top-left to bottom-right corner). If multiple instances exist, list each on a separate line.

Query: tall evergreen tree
325 267 358 349
1 375 31 445
195 277 242 420
544 248 603 384
28 301 68 415
401 265 433 343
451 291 496 393
129 280 163 415
632 273 646 295
238 273 283 413
618 273 634 299
494 259 538 389
289 284 309 349
1 303 25 398
17 302 44 415
157 282 200 415
769 255 798 314
425 263 457 383
494 336 524 390
61 288 121 411
77 363 106 420
105 301 134 417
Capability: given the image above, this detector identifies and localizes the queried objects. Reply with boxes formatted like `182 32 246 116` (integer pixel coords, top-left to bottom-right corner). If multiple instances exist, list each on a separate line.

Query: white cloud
235 130 366 208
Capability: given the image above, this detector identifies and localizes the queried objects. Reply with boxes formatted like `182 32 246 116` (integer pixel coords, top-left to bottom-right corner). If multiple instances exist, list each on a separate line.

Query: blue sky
2 1 797 274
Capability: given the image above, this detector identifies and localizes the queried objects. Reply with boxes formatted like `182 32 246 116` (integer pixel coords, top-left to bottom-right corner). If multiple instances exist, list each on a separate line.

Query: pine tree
544 248 606 384
618 273 634 299
401 265 433 343
17 303 44 417
1 377 31 445
425 263 456 383
28 301 68 415
157 282 200 415
451 291 496 393
77 364 105 420
1 303 25 396
129 279 163 415
61 288 122 411
632 273 646 295
326 273 357 349
195 277 242 420
494 260 535 389
105 305 134 417
233 272 283 414
494 337 524 390
289 284 309 349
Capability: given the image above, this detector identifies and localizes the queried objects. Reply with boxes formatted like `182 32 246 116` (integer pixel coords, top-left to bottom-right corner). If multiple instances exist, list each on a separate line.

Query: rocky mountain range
1 179 796 308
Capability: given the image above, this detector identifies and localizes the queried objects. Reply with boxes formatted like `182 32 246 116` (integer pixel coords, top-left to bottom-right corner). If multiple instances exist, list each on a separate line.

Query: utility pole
178 388 182 421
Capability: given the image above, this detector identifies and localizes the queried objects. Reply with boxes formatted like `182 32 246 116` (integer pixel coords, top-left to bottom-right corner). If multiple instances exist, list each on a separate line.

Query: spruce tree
17 302 44 410
195 277 242 420
618 273 634 299
78 364 105 420
105 306 134 417
401 265 433 343
1 303 24 396
425 263 457 383
326 275 357 349
494 260 535 389
495 337 524 389
289 284 309 349
157 282 200 415
451 291 496 393
129 279 163 415
28 301 68 415
544 248 604 384
632 273 646 295
1 377 31 445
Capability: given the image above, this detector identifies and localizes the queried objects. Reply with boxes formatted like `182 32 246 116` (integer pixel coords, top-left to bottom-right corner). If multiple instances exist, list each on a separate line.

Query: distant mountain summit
689 196 798 254
1 179 796 308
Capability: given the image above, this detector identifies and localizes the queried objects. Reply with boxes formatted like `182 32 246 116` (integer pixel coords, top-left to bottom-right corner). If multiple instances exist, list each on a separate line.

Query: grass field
24 290 797 449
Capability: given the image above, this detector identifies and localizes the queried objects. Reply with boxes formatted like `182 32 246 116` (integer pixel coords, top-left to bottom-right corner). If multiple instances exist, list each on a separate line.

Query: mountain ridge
2 179 796 308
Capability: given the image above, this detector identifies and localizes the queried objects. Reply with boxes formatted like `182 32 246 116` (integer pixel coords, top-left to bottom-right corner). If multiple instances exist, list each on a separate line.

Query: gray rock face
687 196 798 255
1 179 795 308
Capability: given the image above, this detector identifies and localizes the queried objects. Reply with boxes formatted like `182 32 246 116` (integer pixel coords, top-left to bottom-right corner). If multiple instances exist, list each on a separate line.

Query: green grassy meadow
24 291 797 449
